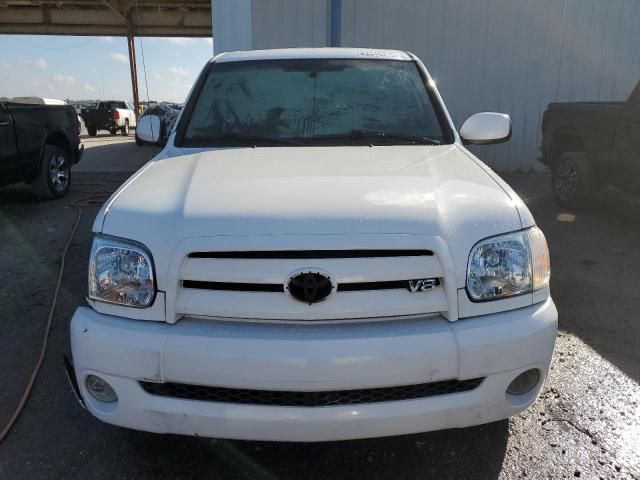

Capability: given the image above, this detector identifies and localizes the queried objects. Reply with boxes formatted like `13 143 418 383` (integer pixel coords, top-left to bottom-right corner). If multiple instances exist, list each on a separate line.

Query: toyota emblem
286 271 334 304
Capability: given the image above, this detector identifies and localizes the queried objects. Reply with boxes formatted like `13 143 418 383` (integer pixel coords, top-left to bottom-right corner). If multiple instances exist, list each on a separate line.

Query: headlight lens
88 235 155 307
466 227 550 301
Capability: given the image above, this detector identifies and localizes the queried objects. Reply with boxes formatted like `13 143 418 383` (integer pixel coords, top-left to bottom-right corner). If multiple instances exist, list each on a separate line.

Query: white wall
340 0 640 171
213 0 640 171
212 0 252 54
251 0 329 49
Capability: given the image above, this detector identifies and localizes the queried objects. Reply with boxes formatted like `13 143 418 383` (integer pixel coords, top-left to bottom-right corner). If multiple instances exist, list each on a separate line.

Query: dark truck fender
539 102 623 169
40 130 83 170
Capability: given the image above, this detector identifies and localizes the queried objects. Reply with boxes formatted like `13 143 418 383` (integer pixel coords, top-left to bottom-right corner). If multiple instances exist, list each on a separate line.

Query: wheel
135 133 143 146
31 145 71 199
551 151 596 208
121 120 130 136
87 127 97 137
109 128 117 135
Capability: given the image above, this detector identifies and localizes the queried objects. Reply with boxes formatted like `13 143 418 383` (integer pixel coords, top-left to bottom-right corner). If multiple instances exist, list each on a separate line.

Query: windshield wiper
311 129 442 145
204 132 305 146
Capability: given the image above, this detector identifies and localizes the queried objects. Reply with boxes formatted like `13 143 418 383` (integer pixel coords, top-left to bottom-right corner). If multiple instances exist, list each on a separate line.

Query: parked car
81 100 136 137
0 100 83 198
68 48 556 442
540 80 640 207
134 102 181 146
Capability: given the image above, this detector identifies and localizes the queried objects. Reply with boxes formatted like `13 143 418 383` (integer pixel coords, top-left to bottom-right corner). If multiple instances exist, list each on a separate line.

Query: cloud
153 73 161 80
83 82 95 92
111 52 128 64
30 57 48 69
164 38 194 45
170 66 189 77
202 38 213 46
102 37 114 43
52 73 76 84
1 59 11 70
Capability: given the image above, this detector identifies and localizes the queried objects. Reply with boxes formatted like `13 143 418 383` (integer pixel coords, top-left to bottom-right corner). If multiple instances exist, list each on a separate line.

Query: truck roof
11 97 67 105
214 48 413 63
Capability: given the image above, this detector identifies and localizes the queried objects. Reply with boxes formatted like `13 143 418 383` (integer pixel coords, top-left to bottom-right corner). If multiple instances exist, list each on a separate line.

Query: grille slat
183 280 285 292
139 378 483 407
188 250 433 259
182 278 441 293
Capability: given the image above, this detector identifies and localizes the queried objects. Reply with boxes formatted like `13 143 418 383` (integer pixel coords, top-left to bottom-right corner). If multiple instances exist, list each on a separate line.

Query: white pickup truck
81 100 136 137
68 48 557 442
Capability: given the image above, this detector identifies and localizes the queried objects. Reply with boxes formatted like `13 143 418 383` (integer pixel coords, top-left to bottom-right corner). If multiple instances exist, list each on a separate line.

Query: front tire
87 127 97 137
109 128 117 135
552 151 596 209
32 145 71 199
121 120 130 136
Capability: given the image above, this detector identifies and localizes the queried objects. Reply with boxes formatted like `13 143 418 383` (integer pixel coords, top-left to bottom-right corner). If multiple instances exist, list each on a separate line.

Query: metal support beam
101 0 128 23
329 0 342 47
0 1 212 37
127 32 140 117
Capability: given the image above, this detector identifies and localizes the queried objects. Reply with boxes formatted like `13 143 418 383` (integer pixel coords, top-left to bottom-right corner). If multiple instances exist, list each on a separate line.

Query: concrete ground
74 133 161 173
0 137 638 479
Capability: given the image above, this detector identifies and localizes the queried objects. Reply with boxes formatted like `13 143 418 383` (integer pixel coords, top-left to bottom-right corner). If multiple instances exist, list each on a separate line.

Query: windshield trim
174 57 455 148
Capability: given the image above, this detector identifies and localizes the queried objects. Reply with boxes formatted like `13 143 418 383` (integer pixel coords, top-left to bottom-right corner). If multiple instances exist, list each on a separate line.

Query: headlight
88 235 156 307
466 227 550 301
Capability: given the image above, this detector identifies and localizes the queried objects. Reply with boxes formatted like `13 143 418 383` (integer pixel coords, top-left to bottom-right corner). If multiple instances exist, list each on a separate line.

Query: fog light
86 375 118 403
507 369 540 395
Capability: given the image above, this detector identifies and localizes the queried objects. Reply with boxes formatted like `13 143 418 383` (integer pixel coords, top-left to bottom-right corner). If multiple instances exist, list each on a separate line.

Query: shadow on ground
117 421 509 480
531 188 640 383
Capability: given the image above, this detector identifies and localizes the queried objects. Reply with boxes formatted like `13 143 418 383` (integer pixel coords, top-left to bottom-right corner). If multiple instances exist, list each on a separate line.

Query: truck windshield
180 59 449 147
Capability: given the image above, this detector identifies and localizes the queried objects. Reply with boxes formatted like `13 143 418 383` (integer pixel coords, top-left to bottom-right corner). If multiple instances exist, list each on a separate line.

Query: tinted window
181 59 446 146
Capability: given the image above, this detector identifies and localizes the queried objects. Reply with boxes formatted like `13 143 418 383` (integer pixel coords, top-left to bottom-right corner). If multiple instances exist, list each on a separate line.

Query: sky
0 35 214 103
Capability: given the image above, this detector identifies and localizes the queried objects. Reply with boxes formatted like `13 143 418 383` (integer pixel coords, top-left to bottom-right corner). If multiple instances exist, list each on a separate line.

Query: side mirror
136 115 161 144
460 112 511 145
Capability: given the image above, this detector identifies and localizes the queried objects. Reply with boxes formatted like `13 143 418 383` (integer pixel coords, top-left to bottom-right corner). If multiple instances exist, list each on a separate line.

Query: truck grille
176 249 448 320
139 378 483 407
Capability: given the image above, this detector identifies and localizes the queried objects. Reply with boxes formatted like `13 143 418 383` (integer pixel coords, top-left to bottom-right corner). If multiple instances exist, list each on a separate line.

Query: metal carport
0 0 212 112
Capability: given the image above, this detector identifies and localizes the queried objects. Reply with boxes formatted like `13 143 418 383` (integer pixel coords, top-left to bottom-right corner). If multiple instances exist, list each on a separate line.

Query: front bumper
70 298 557 442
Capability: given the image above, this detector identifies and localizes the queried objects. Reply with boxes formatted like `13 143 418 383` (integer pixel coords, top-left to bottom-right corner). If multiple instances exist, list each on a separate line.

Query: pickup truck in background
81 100 136 137
0 101 83 198
540 80 640 207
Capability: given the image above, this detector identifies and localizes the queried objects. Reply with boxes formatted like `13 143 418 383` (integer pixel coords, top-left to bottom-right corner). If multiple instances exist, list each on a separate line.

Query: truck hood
97 145 531 287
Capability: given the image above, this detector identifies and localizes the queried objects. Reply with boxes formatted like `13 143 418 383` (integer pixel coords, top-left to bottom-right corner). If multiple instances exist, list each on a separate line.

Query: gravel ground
0 139 638 479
